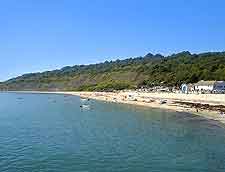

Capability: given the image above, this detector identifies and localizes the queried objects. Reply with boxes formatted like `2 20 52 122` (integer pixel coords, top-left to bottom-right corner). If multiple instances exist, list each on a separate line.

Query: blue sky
1 0 225 81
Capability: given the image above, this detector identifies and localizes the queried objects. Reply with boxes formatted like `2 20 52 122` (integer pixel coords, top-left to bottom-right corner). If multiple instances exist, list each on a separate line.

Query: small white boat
80 104 90 110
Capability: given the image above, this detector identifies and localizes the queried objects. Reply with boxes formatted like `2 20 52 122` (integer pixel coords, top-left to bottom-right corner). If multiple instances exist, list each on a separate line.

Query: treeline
1 51 225 91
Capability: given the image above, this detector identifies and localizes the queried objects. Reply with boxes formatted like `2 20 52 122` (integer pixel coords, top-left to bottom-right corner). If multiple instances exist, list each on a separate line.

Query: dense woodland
1 51 225 91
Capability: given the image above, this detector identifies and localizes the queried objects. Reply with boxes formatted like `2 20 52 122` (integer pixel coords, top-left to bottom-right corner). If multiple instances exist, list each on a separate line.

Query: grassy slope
1 51 225 91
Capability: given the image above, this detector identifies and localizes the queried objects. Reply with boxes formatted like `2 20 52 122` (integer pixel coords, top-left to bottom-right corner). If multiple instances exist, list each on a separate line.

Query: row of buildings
181 81 225 94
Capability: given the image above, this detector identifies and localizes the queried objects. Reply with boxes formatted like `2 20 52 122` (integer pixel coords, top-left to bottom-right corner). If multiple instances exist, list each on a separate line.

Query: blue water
0 93 225 172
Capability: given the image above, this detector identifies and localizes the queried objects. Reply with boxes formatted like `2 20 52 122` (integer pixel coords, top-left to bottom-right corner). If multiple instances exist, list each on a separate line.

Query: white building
181 84 188 94
194 80 225 92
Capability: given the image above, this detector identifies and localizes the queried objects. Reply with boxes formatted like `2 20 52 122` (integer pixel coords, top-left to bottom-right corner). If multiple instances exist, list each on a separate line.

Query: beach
59 91 225 124
9 91 225 124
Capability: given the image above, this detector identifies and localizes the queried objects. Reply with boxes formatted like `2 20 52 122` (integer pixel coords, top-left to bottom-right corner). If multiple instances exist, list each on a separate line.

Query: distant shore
5 91 225 124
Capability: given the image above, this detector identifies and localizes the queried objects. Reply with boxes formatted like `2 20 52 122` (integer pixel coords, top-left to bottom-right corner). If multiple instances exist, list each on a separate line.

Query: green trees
1 51 225 91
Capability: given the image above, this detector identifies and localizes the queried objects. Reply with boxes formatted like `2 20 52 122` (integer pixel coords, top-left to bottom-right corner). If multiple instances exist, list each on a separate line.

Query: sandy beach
57 91 225 124
9 91 225 124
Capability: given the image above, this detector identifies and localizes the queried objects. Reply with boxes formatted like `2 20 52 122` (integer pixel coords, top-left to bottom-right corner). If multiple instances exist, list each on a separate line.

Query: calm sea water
0 93 225 172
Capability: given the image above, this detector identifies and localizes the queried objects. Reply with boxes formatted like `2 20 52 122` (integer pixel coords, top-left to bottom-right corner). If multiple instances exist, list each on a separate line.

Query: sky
0 0 225 81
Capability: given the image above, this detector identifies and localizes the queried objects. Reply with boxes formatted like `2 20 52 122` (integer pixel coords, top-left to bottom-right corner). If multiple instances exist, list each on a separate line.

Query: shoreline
4 91 225 125
70 91 225 124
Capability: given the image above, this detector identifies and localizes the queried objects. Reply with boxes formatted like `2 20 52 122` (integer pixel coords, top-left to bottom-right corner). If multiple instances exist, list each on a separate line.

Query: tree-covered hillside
1 51 225 91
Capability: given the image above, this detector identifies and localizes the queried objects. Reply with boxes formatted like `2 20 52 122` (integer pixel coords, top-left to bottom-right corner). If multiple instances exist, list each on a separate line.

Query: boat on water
80 104 91 110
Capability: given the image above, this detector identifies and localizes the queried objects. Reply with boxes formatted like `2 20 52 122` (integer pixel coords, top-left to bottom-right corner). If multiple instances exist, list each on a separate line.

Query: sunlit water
0 93 225 172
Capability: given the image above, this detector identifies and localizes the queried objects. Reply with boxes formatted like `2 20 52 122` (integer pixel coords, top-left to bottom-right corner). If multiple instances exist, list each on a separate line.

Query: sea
0 92 225 172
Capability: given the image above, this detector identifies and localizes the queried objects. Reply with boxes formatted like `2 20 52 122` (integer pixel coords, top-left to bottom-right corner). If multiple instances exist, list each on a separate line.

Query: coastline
5 91 225 124
70 91 225 124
